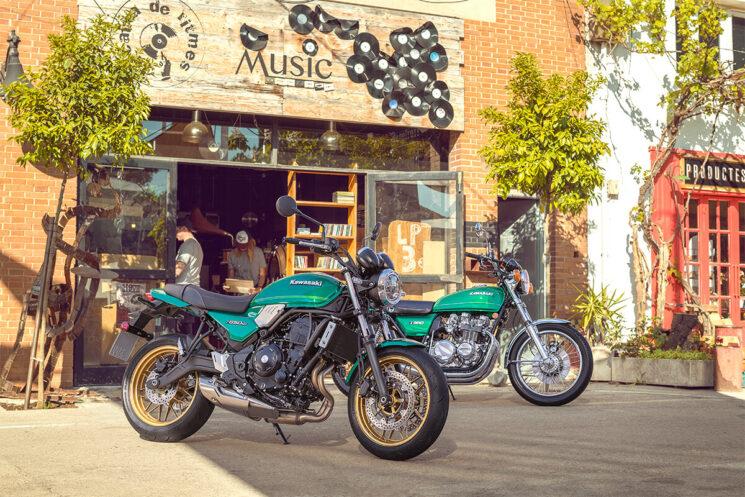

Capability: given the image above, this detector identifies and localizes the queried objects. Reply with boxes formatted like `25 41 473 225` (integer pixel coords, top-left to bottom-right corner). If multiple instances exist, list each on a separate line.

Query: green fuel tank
432 286 506 313
250 272 344 308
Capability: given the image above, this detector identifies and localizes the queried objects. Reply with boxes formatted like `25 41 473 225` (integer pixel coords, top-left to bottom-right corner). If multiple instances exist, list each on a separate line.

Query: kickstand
272 423 291 445
448 385 456 401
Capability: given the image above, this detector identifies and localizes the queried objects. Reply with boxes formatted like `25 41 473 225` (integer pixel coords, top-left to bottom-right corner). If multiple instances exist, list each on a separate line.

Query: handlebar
283 236 333 253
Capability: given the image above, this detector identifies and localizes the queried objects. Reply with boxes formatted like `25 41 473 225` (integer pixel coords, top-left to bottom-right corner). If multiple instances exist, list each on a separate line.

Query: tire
507 322 593 406
331 364 350 396
122 335 214 442
347 347 449 460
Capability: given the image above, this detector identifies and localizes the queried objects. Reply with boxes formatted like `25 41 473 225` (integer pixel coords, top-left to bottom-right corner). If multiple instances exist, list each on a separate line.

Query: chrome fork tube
343 271 390 405
506 283 549 360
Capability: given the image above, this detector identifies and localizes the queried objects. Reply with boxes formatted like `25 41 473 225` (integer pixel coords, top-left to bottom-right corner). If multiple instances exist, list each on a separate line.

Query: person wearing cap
175 216 204 286
228 230 266 291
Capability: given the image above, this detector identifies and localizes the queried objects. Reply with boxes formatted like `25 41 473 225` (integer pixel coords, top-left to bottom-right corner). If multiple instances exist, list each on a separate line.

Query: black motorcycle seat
389 300 435 315
164 284 255 314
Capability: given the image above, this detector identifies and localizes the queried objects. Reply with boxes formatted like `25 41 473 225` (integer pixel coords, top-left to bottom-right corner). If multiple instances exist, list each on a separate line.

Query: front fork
343 271 391 406
505 284 549 361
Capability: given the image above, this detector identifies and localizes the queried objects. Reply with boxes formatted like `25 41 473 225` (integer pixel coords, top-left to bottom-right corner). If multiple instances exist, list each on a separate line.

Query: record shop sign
683 157 745 189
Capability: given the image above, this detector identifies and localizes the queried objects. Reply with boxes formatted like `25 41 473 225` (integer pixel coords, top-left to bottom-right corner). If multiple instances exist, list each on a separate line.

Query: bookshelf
286 171 358 277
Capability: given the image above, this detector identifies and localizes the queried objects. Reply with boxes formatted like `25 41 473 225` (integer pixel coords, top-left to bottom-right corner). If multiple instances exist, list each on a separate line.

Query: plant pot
611 357 713 387
591 346 612 381
714 326 743 393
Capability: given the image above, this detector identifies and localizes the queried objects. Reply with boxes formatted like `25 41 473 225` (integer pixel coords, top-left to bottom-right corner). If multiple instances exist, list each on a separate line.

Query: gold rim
129 344 197 427
353 354 430 447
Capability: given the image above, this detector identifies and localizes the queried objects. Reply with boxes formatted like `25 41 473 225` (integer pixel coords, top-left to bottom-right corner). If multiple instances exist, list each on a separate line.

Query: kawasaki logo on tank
290 280 323 287
469 292 493 296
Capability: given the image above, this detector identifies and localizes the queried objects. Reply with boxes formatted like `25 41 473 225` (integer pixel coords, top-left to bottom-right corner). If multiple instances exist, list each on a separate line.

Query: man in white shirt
175 216 203 286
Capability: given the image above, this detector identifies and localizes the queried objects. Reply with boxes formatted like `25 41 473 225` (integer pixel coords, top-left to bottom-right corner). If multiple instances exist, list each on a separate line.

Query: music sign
682 158 745 189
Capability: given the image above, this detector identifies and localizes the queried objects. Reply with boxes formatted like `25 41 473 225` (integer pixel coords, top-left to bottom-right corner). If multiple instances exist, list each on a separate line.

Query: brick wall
450 0 588 317
0 0 80 388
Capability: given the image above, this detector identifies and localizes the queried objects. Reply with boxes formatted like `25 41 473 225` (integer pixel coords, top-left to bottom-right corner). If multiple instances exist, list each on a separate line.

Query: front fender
344 339 424 384
505 318 572 356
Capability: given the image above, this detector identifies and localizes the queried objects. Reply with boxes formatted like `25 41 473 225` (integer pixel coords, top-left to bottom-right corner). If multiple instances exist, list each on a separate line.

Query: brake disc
145 371 178 405
364 370 416 431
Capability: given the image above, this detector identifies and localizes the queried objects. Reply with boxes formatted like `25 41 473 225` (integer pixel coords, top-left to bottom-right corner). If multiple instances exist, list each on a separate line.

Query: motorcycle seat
389 300 434 315
163 284 255 314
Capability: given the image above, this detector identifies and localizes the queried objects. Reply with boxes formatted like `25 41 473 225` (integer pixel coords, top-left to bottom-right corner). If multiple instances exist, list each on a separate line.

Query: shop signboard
77 0 465 130
682 157 745 190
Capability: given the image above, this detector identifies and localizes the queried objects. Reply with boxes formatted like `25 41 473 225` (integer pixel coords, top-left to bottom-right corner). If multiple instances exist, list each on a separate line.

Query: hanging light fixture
1 30 29 102
320 121 341 151
182 109 210 144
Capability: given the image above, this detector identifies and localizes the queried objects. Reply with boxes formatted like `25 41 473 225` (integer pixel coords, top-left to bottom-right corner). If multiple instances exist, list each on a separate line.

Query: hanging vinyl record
346 55 374 83
403 45 425 65
414 21 438 49
335 19 359 40
393 51 409 69
289 5 316 35
240 24 268 51
425 80 450 103
404 87 429 116
410 62 435 88
429 99 454 128
373 52 397 73
302 39 318 56
382 91 406 118
392 67 414 91
366 70 393 99
314 5 339 33
354 33 380 60
390 27 415 51
425 44 448 72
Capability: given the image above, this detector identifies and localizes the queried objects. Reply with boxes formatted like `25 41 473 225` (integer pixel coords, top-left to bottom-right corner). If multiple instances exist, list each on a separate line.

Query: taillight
145 292 154 302
120 321 130 331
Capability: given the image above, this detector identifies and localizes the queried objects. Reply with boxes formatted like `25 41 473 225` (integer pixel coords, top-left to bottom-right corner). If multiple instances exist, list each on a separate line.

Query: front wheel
347 347 449 460
507 322 592 406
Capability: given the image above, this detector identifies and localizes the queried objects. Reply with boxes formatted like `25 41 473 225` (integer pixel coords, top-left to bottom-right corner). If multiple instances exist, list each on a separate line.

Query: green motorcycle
110 196 449 461
334 223 593 407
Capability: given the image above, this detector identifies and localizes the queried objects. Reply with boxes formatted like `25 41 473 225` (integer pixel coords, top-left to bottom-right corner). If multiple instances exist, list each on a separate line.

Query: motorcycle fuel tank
432 286 506 313
251 273 344 308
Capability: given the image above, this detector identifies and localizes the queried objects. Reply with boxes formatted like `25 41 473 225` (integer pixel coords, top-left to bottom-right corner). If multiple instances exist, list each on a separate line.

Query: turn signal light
145 292 154 302
528 283 534 294
513 270 521 281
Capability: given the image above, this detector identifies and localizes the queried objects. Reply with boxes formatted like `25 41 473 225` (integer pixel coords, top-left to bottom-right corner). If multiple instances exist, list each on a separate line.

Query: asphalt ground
0 382 743 497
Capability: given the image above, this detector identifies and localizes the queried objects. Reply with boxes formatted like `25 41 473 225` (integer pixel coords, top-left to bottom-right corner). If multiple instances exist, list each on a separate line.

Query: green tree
2 12 154 407
581 0 745 333
478 52 609 313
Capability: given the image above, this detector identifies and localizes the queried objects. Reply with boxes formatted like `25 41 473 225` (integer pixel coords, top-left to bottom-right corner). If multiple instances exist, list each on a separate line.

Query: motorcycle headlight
371 269 403 306
519 269 532 294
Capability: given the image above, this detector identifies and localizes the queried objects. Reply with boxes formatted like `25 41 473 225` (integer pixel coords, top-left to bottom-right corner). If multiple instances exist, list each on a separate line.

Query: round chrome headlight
519 269 531 294
373 269 403 306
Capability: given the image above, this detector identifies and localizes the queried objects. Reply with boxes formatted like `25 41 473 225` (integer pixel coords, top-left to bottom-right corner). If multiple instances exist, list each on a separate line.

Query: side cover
432 286 506 313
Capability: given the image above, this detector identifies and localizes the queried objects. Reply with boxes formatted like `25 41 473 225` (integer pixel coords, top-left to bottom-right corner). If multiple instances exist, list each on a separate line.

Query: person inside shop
228 230 266 292
175 216 203 286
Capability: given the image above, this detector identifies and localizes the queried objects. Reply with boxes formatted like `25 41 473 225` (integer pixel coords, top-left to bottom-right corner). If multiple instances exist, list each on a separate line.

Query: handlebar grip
283 237 301 244
465 252 480 259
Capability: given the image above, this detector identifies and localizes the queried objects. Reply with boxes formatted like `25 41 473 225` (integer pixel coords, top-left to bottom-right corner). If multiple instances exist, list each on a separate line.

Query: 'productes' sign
683 157 745 189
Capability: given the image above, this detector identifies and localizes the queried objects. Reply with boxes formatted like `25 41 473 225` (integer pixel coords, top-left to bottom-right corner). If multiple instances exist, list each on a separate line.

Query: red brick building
0 0 587 387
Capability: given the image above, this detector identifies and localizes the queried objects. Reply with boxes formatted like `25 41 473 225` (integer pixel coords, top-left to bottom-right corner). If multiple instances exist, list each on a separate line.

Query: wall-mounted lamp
182 109 210 144
320 121 340 151
0 30 28 102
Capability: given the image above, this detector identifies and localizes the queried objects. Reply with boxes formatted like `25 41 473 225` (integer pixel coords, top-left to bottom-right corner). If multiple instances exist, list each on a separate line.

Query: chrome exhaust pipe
198 377 279 419
444 334 500 385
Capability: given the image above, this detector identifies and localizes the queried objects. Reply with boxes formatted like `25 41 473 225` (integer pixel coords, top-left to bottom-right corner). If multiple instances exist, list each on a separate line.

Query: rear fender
124 292 192 341
344 339 424 384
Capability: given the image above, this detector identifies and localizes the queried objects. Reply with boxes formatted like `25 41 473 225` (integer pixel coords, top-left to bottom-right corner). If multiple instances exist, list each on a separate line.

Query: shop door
366 172 463 300
73 157 177 385
684 196 744 325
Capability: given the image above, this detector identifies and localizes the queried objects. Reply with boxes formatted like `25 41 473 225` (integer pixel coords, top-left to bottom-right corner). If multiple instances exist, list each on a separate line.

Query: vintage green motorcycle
110 196 449 461
334 223 593 407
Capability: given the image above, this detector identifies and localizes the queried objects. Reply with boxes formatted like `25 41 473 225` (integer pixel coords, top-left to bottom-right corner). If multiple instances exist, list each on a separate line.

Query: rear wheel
122 335 214 442
347 347 448 460
507 322 592 406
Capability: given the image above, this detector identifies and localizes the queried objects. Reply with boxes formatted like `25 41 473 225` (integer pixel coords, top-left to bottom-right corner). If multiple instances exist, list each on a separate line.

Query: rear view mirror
276 196 298 218
371 222 382 241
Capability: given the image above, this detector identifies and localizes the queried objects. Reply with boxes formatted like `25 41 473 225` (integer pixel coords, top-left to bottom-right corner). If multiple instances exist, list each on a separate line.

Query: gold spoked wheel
129 344 197 427
354 355 430 447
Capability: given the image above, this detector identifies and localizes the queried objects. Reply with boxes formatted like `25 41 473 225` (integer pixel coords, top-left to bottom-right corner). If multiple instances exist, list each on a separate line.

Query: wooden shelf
293 234 355 241
296 200 355 209
294 267 342 273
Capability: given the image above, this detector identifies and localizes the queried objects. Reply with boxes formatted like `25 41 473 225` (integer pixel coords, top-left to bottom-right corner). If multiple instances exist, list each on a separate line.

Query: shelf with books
285 171 358 276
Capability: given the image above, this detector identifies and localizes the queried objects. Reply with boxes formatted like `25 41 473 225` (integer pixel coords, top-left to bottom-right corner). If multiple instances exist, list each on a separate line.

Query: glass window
720 200 729 230
688 265 699 294
734 17 745 71
687 233 698 261
709 200 717 229
739 202 745 232
85 166 169 270
688 198 698 229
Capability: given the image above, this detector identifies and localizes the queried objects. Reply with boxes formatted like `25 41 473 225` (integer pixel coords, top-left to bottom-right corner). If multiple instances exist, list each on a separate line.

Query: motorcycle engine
431 313 491 369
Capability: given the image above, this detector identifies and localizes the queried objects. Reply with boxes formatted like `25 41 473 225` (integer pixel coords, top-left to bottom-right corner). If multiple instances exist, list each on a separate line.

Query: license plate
109 332 141 362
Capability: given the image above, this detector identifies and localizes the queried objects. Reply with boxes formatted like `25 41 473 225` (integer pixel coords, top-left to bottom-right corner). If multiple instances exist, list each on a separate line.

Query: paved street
0 383 743 497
